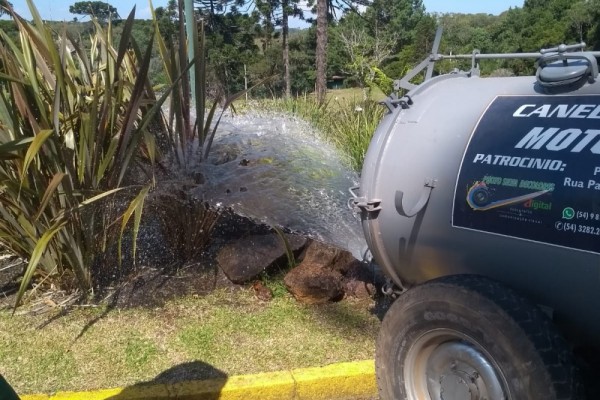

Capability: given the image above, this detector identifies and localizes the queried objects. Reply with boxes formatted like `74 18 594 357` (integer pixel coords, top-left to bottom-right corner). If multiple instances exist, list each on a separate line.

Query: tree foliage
68 0 600 97
69 1 119 22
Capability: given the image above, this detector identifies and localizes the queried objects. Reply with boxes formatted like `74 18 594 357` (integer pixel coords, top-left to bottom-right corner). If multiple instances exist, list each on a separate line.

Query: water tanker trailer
350 35 600 400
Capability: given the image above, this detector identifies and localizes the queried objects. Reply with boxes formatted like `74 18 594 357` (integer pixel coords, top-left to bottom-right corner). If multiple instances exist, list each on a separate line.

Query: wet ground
0 210 273 312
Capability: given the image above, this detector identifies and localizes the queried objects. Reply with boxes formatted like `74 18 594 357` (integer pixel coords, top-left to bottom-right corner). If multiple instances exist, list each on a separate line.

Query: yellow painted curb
20 360 376 400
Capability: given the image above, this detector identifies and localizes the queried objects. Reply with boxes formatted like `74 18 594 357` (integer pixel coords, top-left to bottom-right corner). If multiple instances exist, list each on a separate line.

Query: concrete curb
20 360 376 400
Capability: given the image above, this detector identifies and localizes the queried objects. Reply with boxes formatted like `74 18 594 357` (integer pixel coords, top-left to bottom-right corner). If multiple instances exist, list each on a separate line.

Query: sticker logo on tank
452 95 600 254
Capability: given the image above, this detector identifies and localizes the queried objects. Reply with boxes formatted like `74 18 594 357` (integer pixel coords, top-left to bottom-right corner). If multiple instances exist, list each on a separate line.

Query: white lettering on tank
512 104 600 118
570 105 596 118
589 105 600 119
572 129 600 152
547 104 578 118
513 104 536 117
515 127 560 149
546 129 582 151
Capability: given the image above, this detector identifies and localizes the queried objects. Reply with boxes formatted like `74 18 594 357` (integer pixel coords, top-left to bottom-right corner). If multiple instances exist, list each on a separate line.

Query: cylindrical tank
359 72 600 347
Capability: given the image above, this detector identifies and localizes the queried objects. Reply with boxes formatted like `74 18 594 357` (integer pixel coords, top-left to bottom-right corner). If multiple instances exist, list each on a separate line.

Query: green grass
0 288 380 394
247 88 387 171
327 87 387 105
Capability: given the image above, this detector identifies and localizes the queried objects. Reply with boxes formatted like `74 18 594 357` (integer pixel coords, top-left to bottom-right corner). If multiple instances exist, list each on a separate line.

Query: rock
284 261 344 304
251 280 273 302
285 240 383 303
297 240 358 274
342 258 386 299
216 233 306 284
343 279 377 299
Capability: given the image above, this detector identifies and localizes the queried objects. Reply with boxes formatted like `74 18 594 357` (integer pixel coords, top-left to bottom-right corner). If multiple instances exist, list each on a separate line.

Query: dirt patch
0 210 280 312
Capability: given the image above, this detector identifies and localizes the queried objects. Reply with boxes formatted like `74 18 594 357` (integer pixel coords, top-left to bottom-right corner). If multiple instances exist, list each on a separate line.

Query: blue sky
8 1 524 23
424 0 523 15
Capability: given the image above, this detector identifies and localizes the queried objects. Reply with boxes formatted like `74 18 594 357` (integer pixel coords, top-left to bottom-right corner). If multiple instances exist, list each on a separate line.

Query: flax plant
150 0 272 171
147 1 274 260
0 2 165 306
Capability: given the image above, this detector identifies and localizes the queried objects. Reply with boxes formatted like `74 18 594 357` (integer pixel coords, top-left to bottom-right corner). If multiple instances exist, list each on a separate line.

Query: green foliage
261 92 384 170
272 226 296 268
369 67 393 95
69 1 119 22
0 3 162 306
324 98 385 171
153 190 220 262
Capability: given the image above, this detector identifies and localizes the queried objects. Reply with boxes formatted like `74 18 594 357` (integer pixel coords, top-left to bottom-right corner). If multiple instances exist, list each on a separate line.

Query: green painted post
184 0 196 103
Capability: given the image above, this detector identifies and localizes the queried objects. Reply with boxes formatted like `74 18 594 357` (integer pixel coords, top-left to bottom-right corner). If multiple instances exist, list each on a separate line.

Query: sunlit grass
0 287 380 394
250 88 386 171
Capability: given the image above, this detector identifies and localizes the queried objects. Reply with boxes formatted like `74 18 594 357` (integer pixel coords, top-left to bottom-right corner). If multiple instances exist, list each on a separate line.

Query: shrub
0 4 163 305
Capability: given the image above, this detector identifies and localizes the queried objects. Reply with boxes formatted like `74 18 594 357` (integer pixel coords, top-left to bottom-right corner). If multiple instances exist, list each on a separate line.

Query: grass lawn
0 287 382 395
325 87 387 105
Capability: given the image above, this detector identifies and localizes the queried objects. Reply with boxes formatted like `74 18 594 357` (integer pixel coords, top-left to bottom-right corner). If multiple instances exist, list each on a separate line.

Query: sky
7 1 525 23
424 0 523 15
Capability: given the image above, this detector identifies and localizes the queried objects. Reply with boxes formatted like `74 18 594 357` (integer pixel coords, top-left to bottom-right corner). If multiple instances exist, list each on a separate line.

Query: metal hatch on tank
350 29 600 400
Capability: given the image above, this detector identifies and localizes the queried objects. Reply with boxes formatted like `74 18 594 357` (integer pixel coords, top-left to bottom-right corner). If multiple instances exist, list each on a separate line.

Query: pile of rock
216 232 383 304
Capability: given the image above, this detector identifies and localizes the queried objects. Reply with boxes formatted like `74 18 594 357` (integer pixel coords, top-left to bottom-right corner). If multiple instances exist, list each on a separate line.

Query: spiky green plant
0 2 166 306
145 1 274 261
150 0 273 170
325 99 384 171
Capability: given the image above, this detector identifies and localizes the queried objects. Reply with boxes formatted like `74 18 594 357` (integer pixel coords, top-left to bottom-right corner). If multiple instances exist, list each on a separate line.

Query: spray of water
190 112 367 259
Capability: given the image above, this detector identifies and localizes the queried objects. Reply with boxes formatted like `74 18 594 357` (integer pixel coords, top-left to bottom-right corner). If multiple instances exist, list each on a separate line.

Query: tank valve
348 186 382 217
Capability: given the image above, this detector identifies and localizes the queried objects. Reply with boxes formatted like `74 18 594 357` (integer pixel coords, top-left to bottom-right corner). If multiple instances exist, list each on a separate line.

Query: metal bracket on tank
348 186 382 216
395 178 437 218
381 94 413 113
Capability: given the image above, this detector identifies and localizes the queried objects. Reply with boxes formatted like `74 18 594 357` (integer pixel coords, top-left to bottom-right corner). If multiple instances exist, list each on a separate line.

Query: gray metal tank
360 71 600 344
354 42 600 399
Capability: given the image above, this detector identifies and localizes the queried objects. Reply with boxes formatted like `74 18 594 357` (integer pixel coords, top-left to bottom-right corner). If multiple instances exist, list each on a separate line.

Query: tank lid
536 48 598 88
538 60 589 83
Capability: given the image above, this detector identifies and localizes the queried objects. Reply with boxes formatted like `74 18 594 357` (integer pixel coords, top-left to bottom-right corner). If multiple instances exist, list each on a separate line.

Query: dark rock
297 240 357 274
216 233 306 284
252 280 273 302
343 279 377 299
284 261 344 304
285 240 383 303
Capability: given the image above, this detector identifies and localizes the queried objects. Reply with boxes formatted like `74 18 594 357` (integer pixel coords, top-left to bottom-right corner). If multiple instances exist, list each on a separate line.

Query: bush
0 4 163 305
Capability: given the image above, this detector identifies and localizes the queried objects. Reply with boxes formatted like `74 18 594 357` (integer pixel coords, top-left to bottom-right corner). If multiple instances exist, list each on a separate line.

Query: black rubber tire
376 275 582 400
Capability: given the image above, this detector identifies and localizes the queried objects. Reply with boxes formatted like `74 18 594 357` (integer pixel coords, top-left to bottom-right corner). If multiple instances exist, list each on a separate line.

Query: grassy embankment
0 288 381 394
0 86 389 394
0 86 390 394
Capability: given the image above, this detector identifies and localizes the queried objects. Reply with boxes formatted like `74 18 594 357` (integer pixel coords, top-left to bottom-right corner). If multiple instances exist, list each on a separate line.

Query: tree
306 0 365 103
336 13 393 98
69 1 119 22
282 0 291 97
0 1 12 16
155 0 178 41
365 0 426 53
253 0 303 97
567 0 595 42
315 0 328 104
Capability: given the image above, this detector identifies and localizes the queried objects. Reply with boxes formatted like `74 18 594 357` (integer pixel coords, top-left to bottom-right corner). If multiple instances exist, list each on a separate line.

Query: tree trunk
282 0 291 98
315 0 328 104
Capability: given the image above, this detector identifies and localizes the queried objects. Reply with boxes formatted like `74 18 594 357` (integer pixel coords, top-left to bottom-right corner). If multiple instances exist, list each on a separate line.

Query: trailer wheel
376 275 582 400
